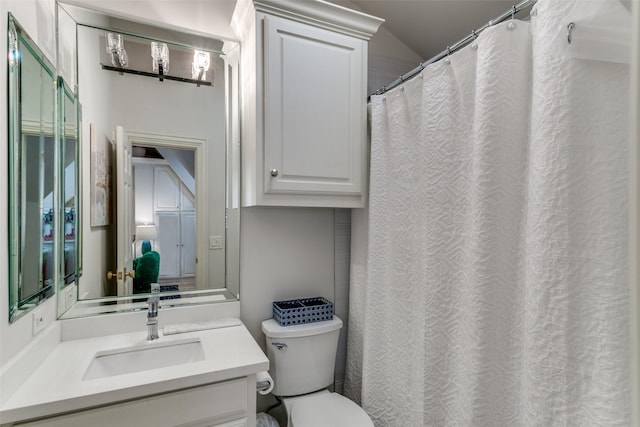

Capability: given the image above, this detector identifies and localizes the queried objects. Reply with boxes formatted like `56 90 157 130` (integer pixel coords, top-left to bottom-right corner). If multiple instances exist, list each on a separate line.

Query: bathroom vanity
0 321 268 426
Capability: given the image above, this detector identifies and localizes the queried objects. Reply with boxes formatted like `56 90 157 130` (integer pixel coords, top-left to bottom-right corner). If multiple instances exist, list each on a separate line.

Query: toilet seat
290 392 373 427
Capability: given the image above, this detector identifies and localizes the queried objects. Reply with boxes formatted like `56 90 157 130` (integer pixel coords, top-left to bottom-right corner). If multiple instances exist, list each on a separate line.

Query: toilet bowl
284 390 373 427
261 316 372 427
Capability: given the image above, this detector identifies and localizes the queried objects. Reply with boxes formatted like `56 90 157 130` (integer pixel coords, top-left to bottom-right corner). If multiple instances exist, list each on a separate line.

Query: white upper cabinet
154 166 181 210
232 0 383 207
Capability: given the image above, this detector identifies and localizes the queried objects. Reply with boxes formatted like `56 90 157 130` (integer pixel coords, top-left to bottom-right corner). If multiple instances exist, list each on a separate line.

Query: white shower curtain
345 0 630 425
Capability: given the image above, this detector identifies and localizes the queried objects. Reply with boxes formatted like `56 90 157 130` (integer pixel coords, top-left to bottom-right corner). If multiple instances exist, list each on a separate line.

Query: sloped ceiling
350 0 528 60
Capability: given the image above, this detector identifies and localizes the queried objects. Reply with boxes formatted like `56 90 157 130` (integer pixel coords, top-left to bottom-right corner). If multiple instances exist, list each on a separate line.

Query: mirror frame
55 3 242 319
58 77 80 290
8 13 58 322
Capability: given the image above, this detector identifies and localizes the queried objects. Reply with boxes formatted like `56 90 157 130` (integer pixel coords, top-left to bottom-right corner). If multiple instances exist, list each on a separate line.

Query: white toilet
261 316 373 427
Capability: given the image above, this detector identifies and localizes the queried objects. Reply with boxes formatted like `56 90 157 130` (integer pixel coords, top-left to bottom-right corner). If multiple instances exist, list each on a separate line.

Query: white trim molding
250 0 383 40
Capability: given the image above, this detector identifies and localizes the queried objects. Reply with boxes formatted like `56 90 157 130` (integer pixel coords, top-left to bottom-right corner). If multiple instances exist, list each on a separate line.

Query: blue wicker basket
272 297 334 326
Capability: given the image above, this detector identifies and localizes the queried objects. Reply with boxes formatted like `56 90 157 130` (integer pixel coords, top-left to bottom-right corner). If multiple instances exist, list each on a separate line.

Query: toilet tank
262 316 343 397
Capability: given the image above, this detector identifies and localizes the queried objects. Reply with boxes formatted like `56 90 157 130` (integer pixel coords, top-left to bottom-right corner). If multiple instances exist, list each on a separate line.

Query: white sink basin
83 338 205 380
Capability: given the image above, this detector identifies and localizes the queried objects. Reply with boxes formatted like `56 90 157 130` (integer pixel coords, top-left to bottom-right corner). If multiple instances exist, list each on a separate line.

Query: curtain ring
567 22 575 44
507 6 517 31
444 46 452 64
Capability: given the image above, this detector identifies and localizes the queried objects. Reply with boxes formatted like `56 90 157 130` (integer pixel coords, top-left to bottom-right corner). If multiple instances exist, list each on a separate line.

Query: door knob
107 270 134 280
270 169 278 177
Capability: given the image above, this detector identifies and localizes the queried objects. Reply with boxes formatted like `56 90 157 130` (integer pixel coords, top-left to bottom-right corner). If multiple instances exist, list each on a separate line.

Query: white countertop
0 322 269 424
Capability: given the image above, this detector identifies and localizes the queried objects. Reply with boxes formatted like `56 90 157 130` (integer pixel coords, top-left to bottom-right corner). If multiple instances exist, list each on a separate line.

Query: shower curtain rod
371 0 538 97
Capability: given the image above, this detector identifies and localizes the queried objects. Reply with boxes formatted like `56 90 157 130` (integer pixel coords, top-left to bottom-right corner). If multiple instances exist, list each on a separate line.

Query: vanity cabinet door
15 379 249 427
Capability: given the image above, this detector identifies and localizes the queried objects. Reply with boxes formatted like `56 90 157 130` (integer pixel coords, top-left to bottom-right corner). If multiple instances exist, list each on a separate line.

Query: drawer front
17 379 248 427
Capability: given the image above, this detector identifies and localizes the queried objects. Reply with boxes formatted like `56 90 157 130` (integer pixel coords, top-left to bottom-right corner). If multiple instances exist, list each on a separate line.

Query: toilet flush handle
272 342 287 350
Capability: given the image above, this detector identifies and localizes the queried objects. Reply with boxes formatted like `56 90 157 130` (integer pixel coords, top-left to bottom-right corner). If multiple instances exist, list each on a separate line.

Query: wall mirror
57 3 240 319
8 14 59 322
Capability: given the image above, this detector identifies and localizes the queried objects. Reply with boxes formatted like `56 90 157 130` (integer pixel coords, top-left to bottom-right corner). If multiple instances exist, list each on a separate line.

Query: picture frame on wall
90 123 112 227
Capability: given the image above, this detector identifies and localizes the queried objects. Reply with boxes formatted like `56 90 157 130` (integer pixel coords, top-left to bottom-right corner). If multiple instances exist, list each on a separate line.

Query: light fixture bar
101 64 212 86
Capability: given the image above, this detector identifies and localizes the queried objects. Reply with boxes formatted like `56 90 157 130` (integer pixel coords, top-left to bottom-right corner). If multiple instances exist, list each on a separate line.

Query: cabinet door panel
264 16 365 195
157 212 180 278
154 166 181 210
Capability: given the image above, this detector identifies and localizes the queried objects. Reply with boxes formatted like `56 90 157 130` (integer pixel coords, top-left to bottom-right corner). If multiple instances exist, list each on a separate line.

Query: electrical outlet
209 235 223 250
32 307 47 336
66 287 75 310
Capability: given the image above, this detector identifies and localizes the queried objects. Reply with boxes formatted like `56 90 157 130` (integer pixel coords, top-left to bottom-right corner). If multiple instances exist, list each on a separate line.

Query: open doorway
132 144 196 293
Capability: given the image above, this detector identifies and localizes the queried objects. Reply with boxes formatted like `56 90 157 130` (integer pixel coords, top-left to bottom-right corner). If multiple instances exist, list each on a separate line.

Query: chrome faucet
146 296 160 340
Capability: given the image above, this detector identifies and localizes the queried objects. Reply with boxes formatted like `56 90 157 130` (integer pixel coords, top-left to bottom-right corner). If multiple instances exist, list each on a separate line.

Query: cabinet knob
270 169 279 177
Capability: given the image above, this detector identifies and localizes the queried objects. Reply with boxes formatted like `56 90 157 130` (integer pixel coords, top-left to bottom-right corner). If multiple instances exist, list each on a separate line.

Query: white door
115 126 134 296
157 212 180 278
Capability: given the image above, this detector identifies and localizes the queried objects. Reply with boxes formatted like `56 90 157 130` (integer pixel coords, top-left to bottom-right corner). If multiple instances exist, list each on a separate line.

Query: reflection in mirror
131 146 195 295
8 14 57 321
56 3 241 318
61 81 79 288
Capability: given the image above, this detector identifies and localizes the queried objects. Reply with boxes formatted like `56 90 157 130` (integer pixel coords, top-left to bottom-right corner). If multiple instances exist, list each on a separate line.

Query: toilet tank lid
262 316 342 338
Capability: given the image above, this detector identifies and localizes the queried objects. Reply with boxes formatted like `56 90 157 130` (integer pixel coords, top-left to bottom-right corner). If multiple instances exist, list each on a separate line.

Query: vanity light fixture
101 35 211 87
8 20 18 66
151 41 169 81
192 50 210 83
106 33 128 68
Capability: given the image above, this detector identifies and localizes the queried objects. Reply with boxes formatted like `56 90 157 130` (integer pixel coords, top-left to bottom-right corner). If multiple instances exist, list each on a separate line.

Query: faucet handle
147 296 159 317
